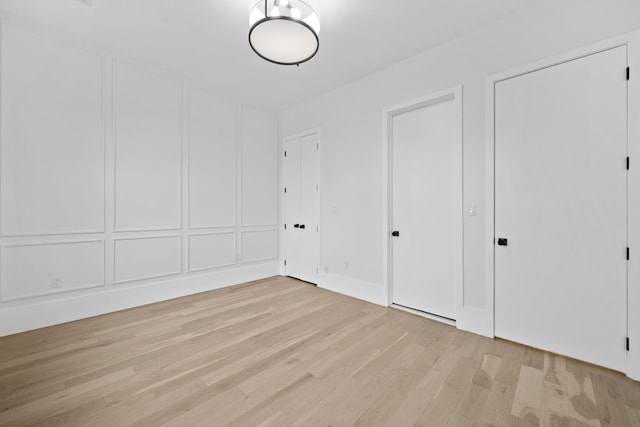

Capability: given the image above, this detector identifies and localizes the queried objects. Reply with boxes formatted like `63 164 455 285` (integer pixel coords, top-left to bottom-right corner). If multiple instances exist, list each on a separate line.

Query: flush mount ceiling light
249 0 320 66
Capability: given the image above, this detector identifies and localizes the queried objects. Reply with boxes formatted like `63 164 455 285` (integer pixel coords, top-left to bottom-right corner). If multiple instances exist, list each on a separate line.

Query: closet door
494 46 628 371
391 94 460 320
283 133 320 283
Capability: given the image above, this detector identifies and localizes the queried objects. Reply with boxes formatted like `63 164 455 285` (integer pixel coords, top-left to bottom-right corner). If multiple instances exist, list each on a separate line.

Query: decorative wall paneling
187 89 237 229
241 106 278 227
241 230 279 264
0 25 105 236
113 61 182 232
113 236 182 284
0 240 105 301
187 232 236 272
0 21 279 333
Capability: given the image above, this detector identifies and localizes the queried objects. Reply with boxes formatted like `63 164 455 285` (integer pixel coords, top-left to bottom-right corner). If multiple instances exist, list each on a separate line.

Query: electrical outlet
51 277 63 289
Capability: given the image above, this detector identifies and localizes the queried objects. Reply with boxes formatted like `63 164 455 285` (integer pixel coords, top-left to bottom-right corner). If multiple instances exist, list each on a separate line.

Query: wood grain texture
0 276 638 426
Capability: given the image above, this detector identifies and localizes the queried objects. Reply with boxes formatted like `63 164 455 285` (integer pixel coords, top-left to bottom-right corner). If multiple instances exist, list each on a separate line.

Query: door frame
383 86 463 322
485 30 640 379
280 128 322 281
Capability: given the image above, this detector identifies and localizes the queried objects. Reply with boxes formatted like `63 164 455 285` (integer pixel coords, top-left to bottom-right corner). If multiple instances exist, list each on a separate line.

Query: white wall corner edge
317 273 388 307
0 262 280 337
455 306 494 339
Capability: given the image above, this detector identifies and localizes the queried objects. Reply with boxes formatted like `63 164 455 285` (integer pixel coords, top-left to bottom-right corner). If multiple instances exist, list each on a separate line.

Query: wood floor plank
480 379 516 426
0 276 638 427
566 359 603 427
473 353 503 390
446 412 474 427
456 383 490 420
590 371 633 427
414 383 464 426
523 346 545 370
511 365 544 425
540 353 570 427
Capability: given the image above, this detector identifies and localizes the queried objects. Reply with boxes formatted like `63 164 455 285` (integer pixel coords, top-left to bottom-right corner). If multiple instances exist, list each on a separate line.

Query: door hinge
627 157 630 170
284 259 287 266
284 187 287 194
627 247 630 260
284 223 287 230
627 337 630 351
284 150 287 157
317 143 319 150
627 67 630 80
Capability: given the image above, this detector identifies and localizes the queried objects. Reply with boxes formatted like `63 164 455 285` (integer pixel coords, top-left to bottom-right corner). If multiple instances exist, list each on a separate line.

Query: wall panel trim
113 235 182 285
187 232 236 273
0 239 106 302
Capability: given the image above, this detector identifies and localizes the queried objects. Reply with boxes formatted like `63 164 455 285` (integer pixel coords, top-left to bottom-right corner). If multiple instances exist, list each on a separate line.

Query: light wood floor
1 276 639 426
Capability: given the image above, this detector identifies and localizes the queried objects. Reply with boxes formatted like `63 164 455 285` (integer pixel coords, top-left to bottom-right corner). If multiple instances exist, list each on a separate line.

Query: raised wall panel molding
0 21 280 337
113 235 181 284
188 88 237 229
187 232 236 272
1 239 105 302
240 230 278 264
113 227 182 234
0 24 105 236
241 107 278 227
113 61 182 232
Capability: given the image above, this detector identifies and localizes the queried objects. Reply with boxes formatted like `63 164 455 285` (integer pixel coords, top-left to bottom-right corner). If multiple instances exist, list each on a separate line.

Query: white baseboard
317 273 387 306
0 262 279 336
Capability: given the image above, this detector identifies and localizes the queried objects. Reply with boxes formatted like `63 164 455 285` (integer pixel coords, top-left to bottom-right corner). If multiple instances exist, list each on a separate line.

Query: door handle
299 224 306 229
497 238 508 246
392 231 400 237
294 224 300 228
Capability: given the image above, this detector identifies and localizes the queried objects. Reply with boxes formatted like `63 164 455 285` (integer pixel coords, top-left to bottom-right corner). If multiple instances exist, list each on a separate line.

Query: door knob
497 238 508 246
299 224 306 229
392 231 400 237
294 224 300 228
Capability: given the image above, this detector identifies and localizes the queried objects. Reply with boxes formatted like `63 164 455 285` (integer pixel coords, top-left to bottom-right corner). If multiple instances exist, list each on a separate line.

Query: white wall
279 0 640 373
0 21 279 335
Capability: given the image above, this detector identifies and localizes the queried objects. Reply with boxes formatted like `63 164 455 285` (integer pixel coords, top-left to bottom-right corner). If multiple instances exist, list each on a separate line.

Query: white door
391 94 461 320
283 133 320 283
495 46 628 371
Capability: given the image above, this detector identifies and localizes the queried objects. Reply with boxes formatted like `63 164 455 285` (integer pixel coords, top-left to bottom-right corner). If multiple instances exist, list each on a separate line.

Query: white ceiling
0 0 536 112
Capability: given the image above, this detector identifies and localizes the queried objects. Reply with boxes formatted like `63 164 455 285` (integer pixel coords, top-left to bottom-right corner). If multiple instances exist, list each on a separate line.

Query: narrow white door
495 47 628 371
392 95 461 320
284 133 320 283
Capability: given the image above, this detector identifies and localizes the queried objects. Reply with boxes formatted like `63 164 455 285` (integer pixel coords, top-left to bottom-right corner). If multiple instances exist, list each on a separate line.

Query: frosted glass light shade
249 0 320 65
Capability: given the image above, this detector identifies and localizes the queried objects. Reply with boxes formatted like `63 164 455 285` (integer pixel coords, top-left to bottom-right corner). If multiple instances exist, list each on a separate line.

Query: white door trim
280 128 322 280
383 85 463 320
485 30 640 379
